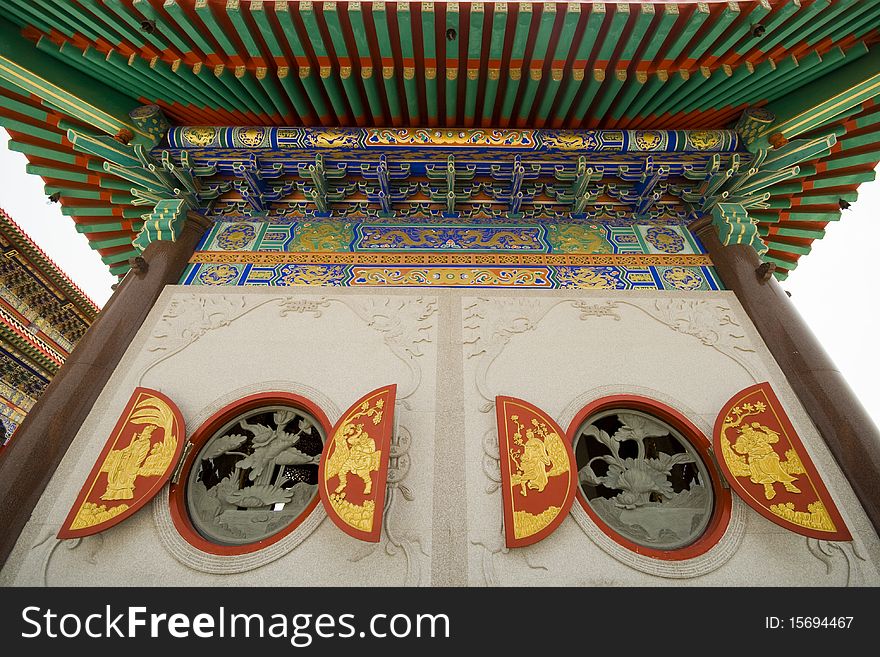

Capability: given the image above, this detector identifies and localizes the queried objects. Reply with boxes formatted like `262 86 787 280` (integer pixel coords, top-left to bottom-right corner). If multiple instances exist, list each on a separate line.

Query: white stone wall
2 286 878 586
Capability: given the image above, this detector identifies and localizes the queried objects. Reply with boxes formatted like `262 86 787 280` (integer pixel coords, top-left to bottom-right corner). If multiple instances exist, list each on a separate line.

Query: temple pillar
0 214 209 566
692 217 880 536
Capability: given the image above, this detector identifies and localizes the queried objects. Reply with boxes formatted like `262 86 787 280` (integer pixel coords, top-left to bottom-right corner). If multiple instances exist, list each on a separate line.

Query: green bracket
551 156 604 215
426 155 477 215
710 203 768 256
296 154 351 215
133 198 189 252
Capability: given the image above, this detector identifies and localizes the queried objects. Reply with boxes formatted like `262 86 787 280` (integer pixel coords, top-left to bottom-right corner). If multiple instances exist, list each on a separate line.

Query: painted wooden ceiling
0 1 878 278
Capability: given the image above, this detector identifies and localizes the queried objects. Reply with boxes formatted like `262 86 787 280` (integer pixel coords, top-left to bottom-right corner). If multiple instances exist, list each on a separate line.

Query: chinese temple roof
0 207 98 377
0 1 879 278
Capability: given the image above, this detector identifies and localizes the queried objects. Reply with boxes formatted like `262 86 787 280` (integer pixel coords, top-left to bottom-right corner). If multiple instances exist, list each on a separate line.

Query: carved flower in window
185 404 324 546
573 408 714 550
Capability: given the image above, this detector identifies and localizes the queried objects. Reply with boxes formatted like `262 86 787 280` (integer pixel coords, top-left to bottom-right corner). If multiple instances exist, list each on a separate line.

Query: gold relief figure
329 423 381 495
100 425 155 500
324 399 385 500
714 386 851 539
721 400 806 501
509 415 570 497
97 395 179 501
731 422 803 500
512 429 551 495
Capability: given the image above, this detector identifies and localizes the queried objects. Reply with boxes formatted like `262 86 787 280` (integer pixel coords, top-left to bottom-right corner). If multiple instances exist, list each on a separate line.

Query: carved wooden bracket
113 128 134 145
755 261 776 283
128 255 148 276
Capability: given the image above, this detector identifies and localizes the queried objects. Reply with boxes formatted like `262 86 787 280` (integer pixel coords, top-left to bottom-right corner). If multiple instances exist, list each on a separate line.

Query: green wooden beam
758 44 880 145
480 2 507 126
0 17 146 143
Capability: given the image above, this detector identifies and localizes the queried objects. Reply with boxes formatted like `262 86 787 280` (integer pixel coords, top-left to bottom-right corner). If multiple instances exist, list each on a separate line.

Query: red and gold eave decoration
319 384 397 543
496 396 577 548
58 388 186 540
713 382 851 541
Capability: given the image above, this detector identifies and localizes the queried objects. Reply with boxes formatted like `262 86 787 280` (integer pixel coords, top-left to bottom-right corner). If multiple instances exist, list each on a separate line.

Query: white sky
0 129 878 427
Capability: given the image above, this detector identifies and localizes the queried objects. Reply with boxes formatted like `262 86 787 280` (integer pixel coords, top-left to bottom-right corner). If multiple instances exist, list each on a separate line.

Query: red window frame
169 392 331 556
566 394 732 561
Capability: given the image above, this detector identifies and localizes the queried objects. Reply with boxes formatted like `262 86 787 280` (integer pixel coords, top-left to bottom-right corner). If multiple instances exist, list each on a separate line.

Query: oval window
572 405 719 553
171 393 329 554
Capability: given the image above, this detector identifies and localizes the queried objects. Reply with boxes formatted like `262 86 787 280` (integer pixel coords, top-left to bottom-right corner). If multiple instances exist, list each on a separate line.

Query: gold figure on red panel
714 383 851 541
58 388 186 539
509 414 569 497
725 415 803 500
319 385 396 542
100 400 180 501
496 397 577 548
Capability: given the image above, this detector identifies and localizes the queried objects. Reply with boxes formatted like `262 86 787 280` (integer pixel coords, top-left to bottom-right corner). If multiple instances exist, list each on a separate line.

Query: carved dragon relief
348 424 430 586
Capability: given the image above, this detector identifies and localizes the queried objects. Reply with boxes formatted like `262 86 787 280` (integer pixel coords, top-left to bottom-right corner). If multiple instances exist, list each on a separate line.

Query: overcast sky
1 129 878 427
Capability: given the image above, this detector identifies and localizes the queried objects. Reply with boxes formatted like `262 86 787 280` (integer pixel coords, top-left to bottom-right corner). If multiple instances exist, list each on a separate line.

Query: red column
0 215 209 566
693 218 880 536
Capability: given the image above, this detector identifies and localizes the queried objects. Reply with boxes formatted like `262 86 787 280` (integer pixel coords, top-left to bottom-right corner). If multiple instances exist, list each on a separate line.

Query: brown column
693 218 880 535
0 214 209 566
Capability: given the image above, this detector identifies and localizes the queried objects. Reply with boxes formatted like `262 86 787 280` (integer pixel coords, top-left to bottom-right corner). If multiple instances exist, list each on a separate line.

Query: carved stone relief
141 294 437 410
154 380 340 574
558 385 748 579
143 291 436 577
807 538 870 586
464 295 757 582
464 296 761 416
348 424 430 586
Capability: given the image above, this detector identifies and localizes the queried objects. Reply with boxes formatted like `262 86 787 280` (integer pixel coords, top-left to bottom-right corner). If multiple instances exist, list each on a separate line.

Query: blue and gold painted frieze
181 259 720 291
169 127 740 154
205 203 703 224
159 126 746 226
197 220 704 256
185 218 716 290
